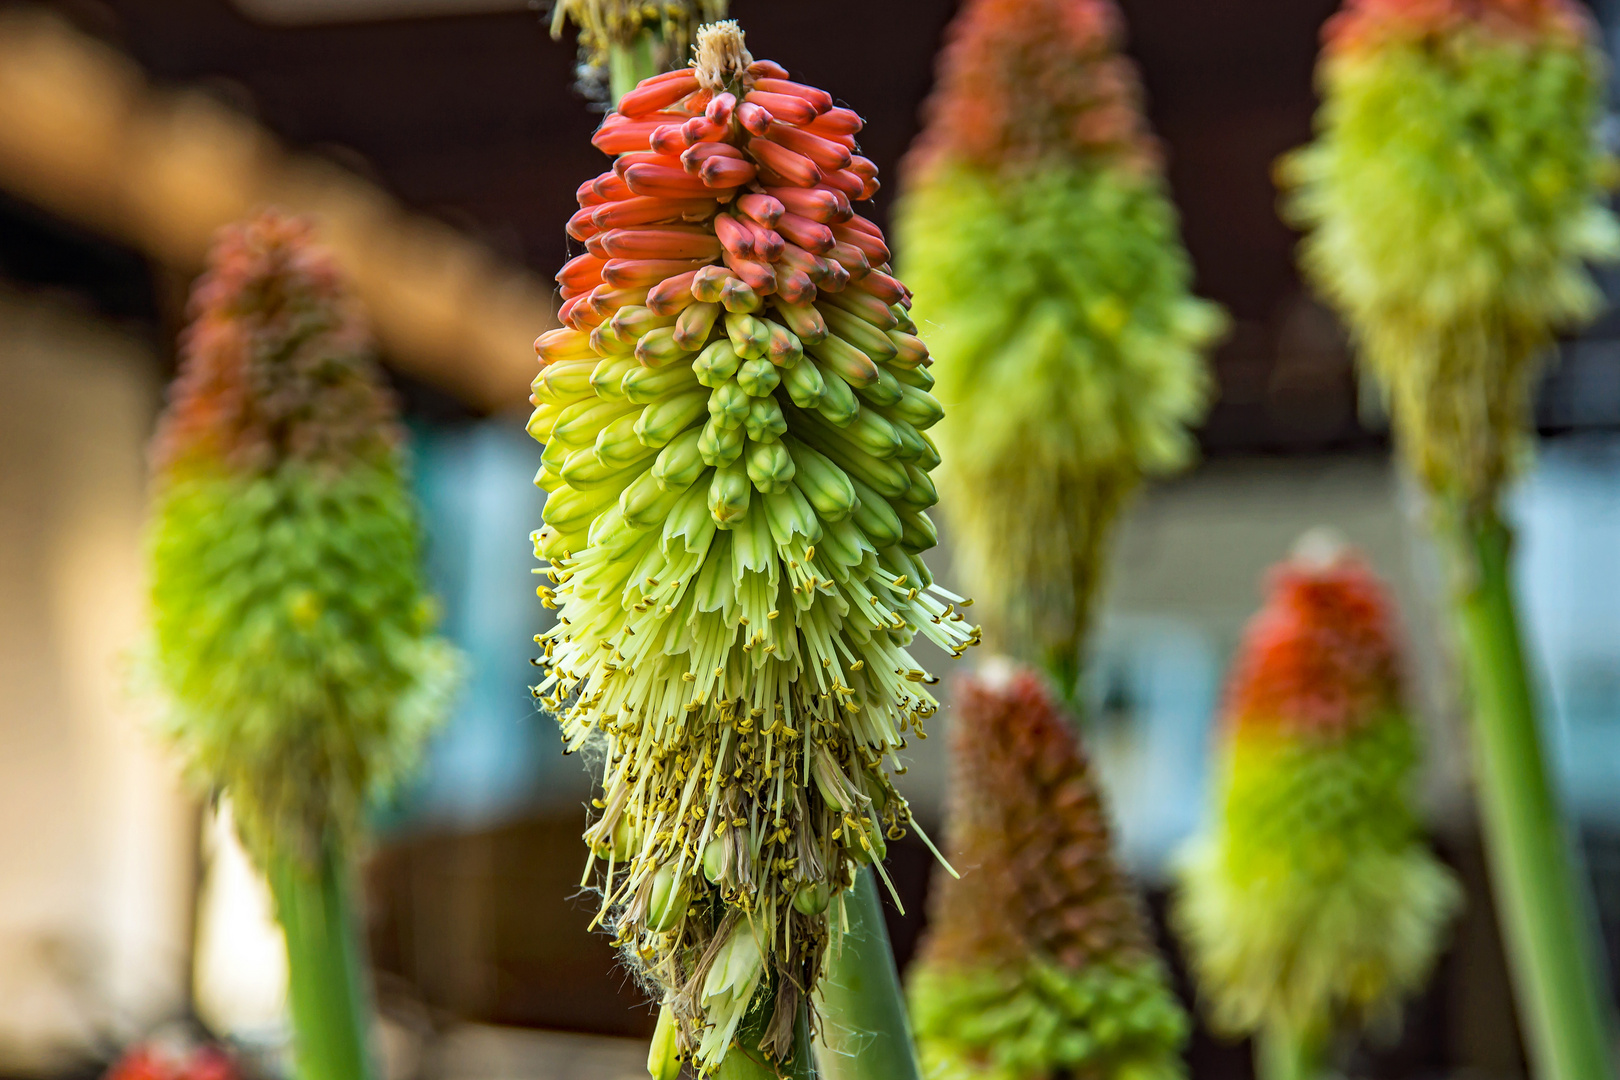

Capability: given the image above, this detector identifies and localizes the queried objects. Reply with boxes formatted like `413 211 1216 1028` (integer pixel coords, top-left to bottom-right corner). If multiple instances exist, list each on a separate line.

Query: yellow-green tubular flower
532 24 978 1076
146 210 460 868
897 0 1222 679
1280 0 1620 509
1174 547 1459 1042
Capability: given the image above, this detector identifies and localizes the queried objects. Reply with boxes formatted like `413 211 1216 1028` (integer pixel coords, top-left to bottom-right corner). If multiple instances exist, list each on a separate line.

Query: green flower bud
784 438 857 522
694 339 741 388
707 380 751 429
819 304 898 361
745 439 795 494
674 300 722 351
780 354 827 408
736 357 781 397
648 1003 681 1080
725 310 771 359
652 428 707 491
590 354 639 399
707 461 751 528
792 882 831 916
636 326 692 367
647 865 689 932
635 388 708 448
623 358 700 403
742 396 787 443
698 416 746 469
593 411 651 468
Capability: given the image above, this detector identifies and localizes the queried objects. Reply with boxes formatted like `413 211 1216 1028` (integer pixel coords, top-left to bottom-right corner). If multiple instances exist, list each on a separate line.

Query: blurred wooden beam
0 8 548 411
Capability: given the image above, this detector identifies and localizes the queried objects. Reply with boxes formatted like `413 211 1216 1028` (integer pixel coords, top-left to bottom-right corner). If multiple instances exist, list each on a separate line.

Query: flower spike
1174 541 1460 1058
908 663 1188 1080
897 0 1223 685
530 20 978 1075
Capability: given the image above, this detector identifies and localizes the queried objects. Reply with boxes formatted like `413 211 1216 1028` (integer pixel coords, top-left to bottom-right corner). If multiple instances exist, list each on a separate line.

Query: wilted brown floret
920 665 1156 975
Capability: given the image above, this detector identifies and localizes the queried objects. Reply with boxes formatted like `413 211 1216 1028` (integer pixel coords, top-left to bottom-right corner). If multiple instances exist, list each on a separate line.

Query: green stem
608 29 662 107
813 868 922 1080
267 837 376 1080
1042 639 1084 717
1254 1018 1327 1080
720 1001 816 1080
1441 504 1616 1080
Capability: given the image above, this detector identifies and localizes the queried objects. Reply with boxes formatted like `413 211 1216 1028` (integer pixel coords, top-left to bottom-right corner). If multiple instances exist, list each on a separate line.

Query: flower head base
147 211 459 866
552 0 729 102
899 0 1221 675
530 23 977 1074
908 664 1188 1080
1173 543 1459 1037
1280 0 1619 509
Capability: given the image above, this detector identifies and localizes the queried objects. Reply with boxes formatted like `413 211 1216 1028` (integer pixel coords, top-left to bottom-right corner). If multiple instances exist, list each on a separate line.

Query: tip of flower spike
1289 525 1350 572
150 208 395 478
1322 0 1593 56
1224 541 1403 738
692 19 752 92
908 0 1159 176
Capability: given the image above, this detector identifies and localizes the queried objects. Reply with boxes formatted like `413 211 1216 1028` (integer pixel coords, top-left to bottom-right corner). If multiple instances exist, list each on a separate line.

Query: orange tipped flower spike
1174 540 1459 1074
530 21 977 1077
898 0 1222 691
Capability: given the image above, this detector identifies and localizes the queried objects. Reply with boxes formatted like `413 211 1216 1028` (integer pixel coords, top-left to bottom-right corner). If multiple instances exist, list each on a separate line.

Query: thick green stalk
1254 1018 1327 1080
608 29 662 107
1442 505 1616 1080
720 1002 816 1080
268 838 376 1080
814 868 922 1080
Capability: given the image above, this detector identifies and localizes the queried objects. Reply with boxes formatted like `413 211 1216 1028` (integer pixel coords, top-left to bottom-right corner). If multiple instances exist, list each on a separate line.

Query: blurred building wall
0 286 191 1071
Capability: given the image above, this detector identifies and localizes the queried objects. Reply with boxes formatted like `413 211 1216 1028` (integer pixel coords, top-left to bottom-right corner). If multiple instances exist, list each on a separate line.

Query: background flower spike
906 661 1189 1080
529 20 978 1077
1173 536 1461 1079
1279 4 1620 1077
145 210 461 1080
896 0 1225 698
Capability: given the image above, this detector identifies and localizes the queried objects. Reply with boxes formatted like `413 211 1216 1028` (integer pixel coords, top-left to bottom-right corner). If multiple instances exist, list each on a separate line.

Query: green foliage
148 461 459 865
1281 24 1620 505
899 162 1220 665
910 957 1186 1080
1174 714 1461 1036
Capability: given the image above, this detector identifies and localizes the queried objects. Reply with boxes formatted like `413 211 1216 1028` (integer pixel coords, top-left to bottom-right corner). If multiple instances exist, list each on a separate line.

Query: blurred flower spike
146 209 460 868
1174 539 1460 1043
1280 0 1620 509
907 663 1188 1080
898 0 1223 686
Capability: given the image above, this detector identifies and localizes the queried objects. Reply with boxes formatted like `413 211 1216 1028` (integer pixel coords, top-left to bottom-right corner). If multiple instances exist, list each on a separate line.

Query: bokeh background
5 0 1620 1076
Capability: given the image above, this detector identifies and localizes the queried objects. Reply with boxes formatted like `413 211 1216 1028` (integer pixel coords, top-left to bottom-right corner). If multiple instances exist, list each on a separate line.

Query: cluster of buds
146 211 458 867
1280 0 1619 510
897 0 1220 675
529 21 977 1075
907 664 1187 1080
1173 541 1459 1038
